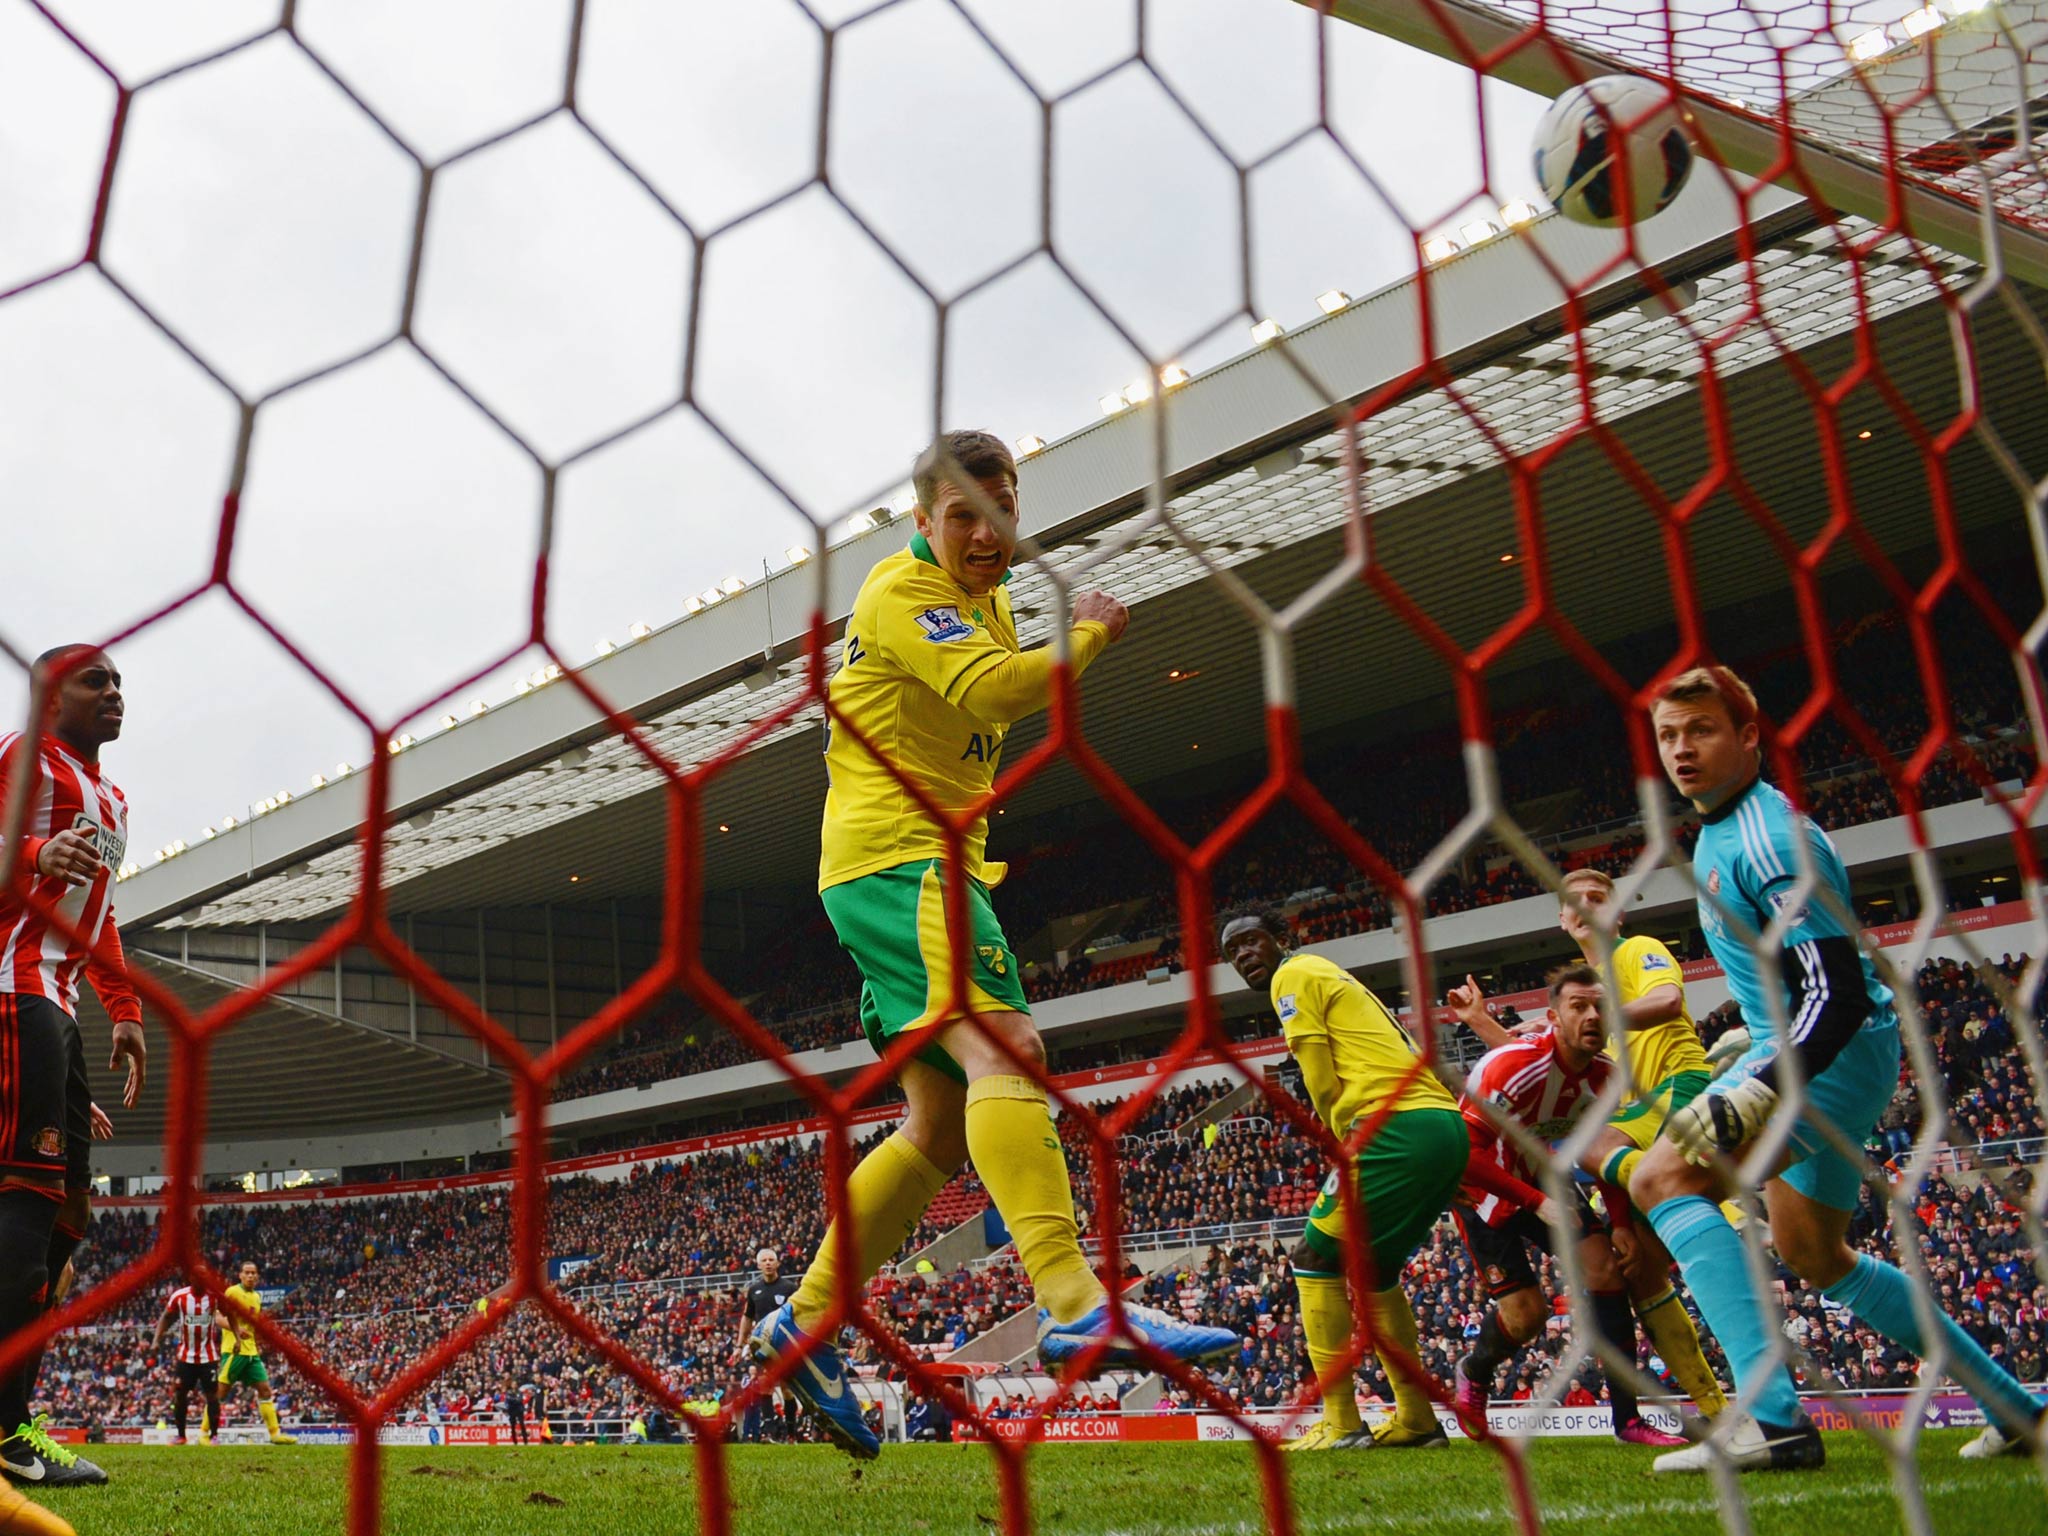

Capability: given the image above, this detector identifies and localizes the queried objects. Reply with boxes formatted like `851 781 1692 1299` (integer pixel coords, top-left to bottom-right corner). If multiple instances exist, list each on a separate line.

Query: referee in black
735 1248 800 1443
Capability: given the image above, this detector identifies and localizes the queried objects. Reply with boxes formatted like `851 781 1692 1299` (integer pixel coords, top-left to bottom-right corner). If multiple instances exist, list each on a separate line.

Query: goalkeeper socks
1635 1284 1727 1418
1589 1289 1640 1427
1294 1272 1363 1434
1647 1195 1803 1425
1824 1252 2046 1434
259 1398 282 1437
1366 1285 1438 1434
964 1076 1102 1324
789 1131 951 1335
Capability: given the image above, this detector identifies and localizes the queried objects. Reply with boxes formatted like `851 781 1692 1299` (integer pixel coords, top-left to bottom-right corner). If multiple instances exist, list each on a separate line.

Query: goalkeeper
754 432 1236 1461
1633 666 2044 1472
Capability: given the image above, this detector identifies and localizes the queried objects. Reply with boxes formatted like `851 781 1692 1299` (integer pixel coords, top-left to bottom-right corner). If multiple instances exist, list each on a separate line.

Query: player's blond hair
1559 868 1614 902
1652 665 1758 729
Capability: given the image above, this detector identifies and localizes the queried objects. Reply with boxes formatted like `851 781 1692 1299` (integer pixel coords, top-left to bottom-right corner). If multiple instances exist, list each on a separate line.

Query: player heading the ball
1634 665 2046 1472
753 431 1236 1461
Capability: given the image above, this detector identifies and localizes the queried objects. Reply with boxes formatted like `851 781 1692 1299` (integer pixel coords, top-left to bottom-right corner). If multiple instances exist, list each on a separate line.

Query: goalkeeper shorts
1721 1021 1900 1213
822 857 1029 1087
1298 1107 1469 1285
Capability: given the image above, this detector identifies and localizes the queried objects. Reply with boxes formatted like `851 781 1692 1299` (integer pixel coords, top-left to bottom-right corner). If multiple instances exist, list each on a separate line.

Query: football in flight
1534 74 1696 227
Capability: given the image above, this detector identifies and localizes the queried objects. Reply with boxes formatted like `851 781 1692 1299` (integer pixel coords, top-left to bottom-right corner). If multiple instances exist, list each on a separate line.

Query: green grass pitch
34 1434 2045 1535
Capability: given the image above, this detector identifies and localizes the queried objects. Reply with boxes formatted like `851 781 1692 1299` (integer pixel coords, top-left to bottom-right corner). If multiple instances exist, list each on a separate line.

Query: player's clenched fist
1074 590 1129 641
36 828 102 884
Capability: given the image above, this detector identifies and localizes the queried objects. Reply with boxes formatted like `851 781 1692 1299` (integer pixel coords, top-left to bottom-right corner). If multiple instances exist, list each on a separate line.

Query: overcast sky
1 0 1553 861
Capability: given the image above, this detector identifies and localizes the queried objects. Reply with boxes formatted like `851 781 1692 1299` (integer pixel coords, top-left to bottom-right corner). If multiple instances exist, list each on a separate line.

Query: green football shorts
821 858 1029 1087
1299 1107 1471 1285
219 1354 269 1387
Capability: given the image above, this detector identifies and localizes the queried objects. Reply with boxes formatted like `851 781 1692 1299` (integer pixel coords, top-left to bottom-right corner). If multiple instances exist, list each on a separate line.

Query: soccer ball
1533 75 1694 227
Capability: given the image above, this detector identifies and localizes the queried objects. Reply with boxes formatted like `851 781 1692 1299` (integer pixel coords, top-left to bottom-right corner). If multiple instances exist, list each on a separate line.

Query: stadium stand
550 584 2039 1106
48 957 2039 1434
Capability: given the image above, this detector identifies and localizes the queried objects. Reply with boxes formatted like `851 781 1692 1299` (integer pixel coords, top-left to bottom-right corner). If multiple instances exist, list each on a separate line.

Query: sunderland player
1633 666 2046 1470
1449 964 1685 1447
0 647 148 1496
150 1282 220 1444
1217 912 1572 1450
217 1261 296 1444
1449 868 1729 1424
754 432 1236 1460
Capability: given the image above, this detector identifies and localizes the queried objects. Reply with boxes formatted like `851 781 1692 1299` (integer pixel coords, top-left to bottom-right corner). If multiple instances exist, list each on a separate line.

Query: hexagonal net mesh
0 2 2045 1534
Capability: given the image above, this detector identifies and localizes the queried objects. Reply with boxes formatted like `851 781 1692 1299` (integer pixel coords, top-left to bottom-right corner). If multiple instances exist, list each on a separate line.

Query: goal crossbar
1304 0 2048 288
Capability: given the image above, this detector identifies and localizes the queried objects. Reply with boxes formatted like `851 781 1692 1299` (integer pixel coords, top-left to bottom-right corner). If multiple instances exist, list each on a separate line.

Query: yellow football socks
1367 1285 1440 1435
258 1399 282 1438
965 1076 1102 1324
789 1131 951 1334
1601 1145 1647 1192
1635 1284 1727 1419
1294 1273 1364 1435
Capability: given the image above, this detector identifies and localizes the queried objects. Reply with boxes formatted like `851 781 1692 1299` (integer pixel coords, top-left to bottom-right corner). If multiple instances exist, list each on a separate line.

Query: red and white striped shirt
0 732 139 1021
1458 1028 1613 1227
164 1284 220 1365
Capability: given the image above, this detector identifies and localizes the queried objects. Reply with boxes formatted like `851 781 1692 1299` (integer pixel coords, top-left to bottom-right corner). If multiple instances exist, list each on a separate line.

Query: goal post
1305 0 2048 288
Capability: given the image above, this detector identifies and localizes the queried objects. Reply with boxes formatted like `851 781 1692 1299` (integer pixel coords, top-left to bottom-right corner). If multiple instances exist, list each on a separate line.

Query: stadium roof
114 167 2031 938
117 950 509 1142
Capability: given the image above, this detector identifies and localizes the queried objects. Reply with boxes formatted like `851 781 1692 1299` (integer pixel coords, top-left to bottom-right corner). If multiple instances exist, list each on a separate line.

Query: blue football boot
1035 1300 1239 1370
750 1302 880 1460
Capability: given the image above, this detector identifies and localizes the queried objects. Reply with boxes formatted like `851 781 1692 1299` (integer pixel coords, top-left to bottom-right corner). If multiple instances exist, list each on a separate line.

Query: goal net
0 1 2044 1533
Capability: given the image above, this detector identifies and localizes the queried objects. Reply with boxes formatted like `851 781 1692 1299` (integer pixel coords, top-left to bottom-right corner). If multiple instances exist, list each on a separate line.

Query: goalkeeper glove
1704 1026 1751 1079
1667 1076 1777 1167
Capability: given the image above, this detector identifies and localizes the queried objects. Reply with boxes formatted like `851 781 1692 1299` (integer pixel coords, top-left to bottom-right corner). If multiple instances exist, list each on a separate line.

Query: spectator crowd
42 950 2041 1432
556 584 2041 1104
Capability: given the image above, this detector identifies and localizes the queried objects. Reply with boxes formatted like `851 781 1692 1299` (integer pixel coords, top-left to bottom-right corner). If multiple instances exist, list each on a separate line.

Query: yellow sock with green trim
1600 1145 1646 1191
1295 1272 1364 1434
789 1131 951 1334
965 1075 1102 1324
1367 1285 1439 1434
1635 1284 1727 1419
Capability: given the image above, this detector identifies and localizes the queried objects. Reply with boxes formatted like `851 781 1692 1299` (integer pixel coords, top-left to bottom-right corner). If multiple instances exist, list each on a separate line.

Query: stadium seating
49 958 2040 1432
553 590 2039 1105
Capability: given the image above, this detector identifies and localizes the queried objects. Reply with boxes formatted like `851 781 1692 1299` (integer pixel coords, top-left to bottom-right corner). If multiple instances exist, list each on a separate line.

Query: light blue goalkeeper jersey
1692 777 1895 1039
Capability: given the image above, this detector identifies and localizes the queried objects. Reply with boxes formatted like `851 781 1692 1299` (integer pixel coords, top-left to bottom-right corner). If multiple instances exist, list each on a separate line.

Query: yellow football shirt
1603 933 1709 1095
1270 952 1456 1132
819 534 1103 891
221 1283 263 1356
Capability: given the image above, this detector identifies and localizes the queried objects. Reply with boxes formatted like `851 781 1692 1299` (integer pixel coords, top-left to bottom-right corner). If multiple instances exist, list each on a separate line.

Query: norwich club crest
976 944 1009 977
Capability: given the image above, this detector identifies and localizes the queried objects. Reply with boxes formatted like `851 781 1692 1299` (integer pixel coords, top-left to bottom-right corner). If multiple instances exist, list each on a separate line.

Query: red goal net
2 2 2044 1533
